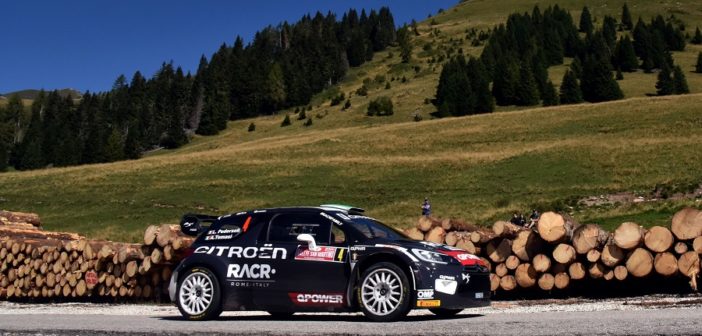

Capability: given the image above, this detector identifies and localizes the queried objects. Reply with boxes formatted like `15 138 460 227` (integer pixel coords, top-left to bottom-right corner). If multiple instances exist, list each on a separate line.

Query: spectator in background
527 209 540 228
518 213 527 226
510 213 520 225
422 198 431 216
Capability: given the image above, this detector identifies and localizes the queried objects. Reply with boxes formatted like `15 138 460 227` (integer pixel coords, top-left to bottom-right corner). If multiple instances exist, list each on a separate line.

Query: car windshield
347 215 410 240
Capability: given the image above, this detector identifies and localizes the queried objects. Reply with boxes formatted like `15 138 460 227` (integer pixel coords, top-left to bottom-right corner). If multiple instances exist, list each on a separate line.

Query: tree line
0 7 397 171
435 3 692 117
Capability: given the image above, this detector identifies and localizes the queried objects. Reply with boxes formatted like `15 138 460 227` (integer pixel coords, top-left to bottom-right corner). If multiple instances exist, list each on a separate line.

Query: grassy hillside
1 94 701 241
1 0 702 242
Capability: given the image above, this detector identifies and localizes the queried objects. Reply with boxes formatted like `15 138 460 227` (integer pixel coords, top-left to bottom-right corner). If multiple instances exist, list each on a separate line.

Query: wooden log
654 252 679 277
674 242 689 255
440 218 452 231
586 249 601 263
150 248 163 264
492 221 521 238
603 269 615 281
139 256 152 275
470 230 496 244
480 257 492 272
588 262 606 279
626 248 654 278
404 227 424 240
499 275 517 291
118 245 144 264
538 273 555 291
126 260 138 278
0 210 41 227
161 267 172 282
505 255 520 270
512 230 542 261
489 273 500 291
572 224 609 254
424 226 446 244
486 239 512 263
644 226 674 253
515 263 537 288
678 251 700 279
536 212 576 243
568 262 586 280
447 219 479 232
144 225 160 245
613 222 645 249
532 254 551 273
693 236 702 254
0 228 82 241
671 207 702 240
455 239 480 255
417 216 437 232
444 231 458 246
553 244 576 265
495 263 508 277
554 272 570 289
601 244 625 267
156 224 180 247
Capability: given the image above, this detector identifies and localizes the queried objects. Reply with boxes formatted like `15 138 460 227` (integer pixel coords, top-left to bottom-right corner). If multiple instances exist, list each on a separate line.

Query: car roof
225 205 365 217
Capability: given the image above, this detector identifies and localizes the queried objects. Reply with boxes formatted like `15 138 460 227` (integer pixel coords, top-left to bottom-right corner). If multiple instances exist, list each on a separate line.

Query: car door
261 211 350 310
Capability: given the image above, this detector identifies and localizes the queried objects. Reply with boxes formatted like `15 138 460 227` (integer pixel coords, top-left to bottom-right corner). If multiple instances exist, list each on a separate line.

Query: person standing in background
422 197 431 216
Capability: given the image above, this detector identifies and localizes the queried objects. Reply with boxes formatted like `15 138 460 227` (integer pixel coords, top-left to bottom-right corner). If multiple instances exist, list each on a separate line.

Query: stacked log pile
0 212 193 301
407 207 702 295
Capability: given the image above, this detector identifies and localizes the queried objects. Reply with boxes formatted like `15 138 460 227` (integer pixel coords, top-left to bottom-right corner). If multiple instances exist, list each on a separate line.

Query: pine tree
542 80 559 106
655 64 674 96
281 114 291 127
398 26 412 63
579 6 594 35
621 4 633 31
304 117 313 127
103 128 125 162
16 93 46 170
692 27 702 45
123 124 143 160
0 107 12 171
515 62 540 106
570 56 583 79
615 36 639 72
616 68 624 80
492 56 520 106
298 109 307 120
581 55 624 102
602 16 618 49
543 26 564 65
466 57 494 113
673 65 690 94
559 70 583 104
696 52 702 73
248 123 256 132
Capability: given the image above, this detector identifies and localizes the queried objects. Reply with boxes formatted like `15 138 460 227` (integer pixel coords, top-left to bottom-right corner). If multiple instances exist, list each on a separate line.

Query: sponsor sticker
295 246 346 263
321 212 343 226
85 271 98 286
417 289 434 299
226 263 276 288
195 246 287 259
435 278 458 295
289 293 344 307
475 292 484 299
462 273 471 284
416 300 441 307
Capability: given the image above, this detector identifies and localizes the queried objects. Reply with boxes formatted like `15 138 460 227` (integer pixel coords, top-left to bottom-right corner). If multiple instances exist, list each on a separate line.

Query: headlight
411 249 451 264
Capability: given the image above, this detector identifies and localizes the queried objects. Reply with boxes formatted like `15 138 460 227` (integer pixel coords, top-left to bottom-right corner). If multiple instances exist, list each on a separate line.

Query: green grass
1 94 701 241
2 0 702 241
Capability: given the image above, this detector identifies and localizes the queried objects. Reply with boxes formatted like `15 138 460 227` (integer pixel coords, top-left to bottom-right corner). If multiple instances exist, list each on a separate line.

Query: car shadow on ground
157 313 483 323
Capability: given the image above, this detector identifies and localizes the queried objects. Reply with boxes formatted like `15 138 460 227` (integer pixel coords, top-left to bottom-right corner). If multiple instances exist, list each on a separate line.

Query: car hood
368 238 485 266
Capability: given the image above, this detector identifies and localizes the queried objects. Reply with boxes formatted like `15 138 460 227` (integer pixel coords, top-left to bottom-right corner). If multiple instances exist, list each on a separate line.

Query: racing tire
358 262 411 322
429 308 463 317
267 311 295 319
176 267 223 321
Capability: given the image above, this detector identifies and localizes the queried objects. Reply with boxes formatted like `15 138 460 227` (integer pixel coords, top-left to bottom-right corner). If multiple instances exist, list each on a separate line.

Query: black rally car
168 205 490 322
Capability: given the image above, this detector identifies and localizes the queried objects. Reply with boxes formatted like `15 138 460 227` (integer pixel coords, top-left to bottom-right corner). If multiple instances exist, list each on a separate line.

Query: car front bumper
413 264 491 309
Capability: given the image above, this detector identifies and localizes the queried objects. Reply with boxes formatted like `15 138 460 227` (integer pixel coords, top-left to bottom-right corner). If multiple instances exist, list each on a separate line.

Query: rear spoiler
180 213 219 236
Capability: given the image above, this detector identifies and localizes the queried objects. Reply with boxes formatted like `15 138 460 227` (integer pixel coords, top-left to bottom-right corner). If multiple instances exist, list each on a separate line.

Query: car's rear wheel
429 308 462 317
176 267 222 320
358 262 411 322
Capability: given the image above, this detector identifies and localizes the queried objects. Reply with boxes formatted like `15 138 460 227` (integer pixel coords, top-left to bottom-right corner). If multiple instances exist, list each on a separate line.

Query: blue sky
0 1 457 94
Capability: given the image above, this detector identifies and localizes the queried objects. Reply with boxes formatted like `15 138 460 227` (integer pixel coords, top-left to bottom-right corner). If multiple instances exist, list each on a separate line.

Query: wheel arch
346 252 416 309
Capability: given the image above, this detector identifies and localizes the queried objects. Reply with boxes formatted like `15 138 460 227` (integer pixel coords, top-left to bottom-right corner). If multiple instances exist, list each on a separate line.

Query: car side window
331 224 346 245
267 213 332 245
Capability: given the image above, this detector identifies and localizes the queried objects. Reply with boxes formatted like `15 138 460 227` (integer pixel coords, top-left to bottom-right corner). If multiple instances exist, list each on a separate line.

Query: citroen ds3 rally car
168 205 490 322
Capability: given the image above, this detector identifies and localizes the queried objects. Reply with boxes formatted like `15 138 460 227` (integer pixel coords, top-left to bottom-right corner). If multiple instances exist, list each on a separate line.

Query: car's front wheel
358 262 411 322
429 308 462 317
176 267 222 320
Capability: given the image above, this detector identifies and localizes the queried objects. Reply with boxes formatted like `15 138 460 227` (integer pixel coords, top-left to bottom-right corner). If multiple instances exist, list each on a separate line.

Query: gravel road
2 296 702 335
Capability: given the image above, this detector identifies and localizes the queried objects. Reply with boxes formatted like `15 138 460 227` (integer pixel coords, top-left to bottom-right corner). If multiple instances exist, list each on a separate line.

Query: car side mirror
297 234 319 251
